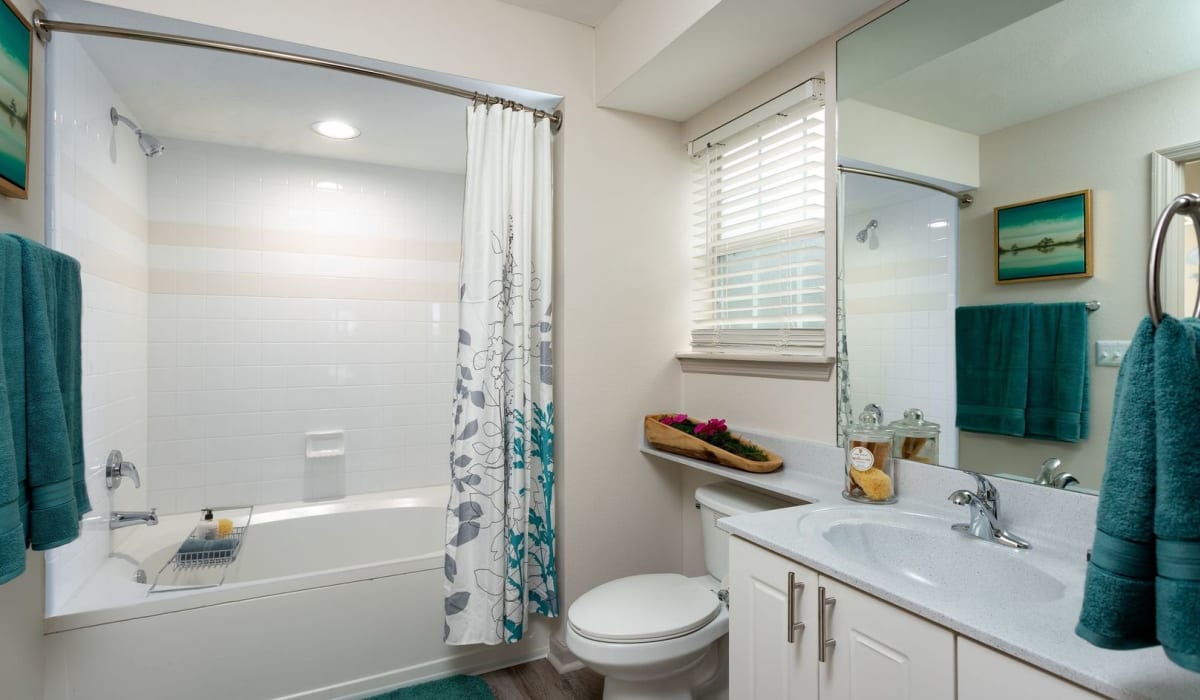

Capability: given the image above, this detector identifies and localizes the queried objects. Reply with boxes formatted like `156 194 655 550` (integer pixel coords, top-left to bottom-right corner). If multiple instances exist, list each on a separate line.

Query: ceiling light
928 220 949 229
315 181 343 191
311 120 360 140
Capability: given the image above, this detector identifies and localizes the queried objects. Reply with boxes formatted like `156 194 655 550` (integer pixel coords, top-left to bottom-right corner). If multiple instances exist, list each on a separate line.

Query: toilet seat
567 573 721 643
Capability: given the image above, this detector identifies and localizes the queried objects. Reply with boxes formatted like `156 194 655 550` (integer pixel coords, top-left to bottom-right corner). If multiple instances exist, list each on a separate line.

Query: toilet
565 482 793 699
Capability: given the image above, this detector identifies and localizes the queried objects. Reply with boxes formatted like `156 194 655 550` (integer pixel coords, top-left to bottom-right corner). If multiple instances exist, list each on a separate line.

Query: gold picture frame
0 0 31 200
994 189 1092 284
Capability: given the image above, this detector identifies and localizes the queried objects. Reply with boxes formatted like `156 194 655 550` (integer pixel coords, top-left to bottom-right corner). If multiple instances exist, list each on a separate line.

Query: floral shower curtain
443 104 557 645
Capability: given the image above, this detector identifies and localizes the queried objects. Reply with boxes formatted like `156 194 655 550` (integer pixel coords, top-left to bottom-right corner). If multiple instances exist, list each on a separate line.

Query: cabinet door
817 576 955 700
957 637 1103 699
729 537 819 700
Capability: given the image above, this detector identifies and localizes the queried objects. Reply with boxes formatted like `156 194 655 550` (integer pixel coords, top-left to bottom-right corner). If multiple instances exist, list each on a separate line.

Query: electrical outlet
1096 340 1131 367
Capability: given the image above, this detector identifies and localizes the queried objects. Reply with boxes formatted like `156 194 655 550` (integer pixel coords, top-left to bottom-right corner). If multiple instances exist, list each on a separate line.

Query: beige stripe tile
150 268 455 302
151 220 460 262
76 169 148 242
73 237 148 292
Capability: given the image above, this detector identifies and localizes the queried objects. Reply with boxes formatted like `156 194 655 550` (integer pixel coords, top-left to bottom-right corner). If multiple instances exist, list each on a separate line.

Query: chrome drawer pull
818 585 837 662
786 571 805 643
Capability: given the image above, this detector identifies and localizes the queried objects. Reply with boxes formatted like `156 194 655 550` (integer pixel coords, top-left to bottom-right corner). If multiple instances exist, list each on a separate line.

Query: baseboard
277 643 548 700
547 635 584 674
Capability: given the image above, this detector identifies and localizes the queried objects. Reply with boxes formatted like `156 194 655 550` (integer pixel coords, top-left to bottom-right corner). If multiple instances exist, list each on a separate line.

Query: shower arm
110 107 141 135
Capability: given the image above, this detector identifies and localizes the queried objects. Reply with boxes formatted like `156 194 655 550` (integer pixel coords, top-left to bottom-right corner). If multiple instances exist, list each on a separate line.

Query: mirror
835 0 1200 490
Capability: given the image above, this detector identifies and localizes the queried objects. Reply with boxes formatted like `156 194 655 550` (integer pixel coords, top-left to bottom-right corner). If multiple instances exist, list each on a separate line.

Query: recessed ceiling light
315 181 343 191
311 120 360 140
928 219 949 229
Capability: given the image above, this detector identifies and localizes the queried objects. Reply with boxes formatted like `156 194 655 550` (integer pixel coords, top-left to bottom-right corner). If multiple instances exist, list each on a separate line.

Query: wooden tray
644 414 783 474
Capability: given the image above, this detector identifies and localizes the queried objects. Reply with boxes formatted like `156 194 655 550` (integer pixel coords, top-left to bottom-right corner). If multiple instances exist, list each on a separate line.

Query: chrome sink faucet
110 509 158 529
948 472 1030 549
1033 458 1080 489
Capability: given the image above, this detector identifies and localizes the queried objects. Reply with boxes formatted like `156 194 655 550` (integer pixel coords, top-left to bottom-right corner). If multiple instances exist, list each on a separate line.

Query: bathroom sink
797 508 1067 603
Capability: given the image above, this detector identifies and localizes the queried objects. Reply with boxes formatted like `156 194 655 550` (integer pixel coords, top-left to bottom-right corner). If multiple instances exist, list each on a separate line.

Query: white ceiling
852 0 1200 135
598 0 882 121
75 33 560 174
497 0 622 27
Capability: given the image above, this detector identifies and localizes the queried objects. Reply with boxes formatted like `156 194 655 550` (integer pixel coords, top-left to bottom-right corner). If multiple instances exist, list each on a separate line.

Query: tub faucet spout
110 509 158 529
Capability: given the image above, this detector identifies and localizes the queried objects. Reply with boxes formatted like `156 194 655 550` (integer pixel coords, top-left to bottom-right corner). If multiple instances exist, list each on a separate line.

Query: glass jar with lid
888 408 940 465
843 409 896 504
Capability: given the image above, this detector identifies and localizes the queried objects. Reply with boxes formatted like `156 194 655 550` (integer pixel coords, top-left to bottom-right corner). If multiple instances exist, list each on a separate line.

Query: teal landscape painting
0 1 28 196
995 191 1090 283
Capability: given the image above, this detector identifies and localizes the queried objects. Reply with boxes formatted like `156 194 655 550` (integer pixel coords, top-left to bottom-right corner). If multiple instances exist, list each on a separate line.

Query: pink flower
693 418 728 437
660 413 689 426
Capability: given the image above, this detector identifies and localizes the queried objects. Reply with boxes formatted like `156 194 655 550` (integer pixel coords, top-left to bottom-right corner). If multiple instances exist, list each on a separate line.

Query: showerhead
855 219 878 243
110 107 165 158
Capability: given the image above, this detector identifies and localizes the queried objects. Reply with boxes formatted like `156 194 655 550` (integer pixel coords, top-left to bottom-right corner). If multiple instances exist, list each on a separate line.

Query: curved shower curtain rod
31 10 564 133
839 165 973 209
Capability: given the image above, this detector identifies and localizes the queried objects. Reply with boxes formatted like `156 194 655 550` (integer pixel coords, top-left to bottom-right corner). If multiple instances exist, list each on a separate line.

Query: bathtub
44 486 551 700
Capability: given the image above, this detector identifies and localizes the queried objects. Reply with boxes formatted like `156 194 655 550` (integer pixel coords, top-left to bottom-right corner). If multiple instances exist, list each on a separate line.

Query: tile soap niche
305 430 346 459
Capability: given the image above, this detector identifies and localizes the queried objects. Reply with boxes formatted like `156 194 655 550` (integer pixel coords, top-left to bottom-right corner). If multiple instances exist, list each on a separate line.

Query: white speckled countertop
642 429 1200 700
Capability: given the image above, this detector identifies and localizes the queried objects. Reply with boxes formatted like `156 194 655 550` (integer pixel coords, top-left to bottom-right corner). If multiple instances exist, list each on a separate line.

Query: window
689 79 826 354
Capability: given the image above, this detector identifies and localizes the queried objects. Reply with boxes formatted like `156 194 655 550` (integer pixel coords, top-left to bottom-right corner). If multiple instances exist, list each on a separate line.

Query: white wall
958 66 1200 486
145 138 462 513
839 99 980 188
0 1 48 697
842 179 958 466
89 0 693 624
43 32 151 614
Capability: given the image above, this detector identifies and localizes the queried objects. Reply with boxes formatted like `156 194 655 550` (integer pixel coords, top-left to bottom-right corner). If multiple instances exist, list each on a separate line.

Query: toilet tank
695 482 798 582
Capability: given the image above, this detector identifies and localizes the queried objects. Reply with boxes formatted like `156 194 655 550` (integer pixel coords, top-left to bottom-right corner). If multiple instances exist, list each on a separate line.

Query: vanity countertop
644 431 1200 700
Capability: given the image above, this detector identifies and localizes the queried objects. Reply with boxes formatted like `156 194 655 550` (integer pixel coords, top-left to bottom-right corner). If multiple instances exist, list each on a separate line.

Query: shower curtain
443 104 557 645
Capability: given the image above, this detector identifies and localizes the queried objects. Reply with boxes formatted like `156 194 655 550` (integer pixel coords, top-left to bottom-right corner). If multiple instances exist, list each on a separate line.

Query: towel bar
1148 193 1200 326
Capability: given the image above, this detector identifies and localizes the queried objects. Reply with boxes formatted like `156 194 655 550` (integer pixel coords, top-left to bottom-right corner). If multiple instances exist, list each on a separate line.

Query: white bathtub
44 486 550 700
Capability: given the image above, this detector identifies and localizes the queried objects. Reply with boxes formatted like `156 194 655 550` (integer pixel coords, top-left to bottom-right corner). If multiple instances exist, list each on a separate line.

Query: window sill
675 352 835 380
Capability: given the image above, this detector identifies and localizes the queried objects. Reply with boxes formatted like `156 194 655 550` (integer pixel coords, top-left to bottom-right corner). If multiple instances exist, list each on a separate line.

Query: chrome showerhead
855 219 878 243
110 107 165 158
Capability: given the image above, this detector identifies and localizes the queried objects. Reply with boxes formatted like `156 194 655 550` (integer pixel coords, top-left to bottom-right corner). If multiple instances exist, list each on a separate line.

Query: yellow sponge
850 467 894 501
217 518 234 538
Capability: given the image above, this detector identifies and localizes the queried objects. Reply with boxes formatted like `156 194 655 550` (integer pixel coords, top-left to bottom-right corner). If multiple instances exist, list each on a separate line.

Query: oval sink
801 509 1067 603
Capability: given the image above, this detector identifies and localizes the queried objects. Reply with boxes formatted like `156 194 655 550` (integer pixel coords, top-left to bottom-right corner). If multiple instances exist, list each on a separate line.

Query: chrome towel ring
1148 193 1200 326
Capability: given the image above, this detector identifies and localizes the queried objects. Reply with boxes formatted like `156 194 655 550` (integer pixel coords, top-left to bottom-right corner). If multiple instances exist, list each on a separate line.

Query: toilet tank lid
695 482 796 516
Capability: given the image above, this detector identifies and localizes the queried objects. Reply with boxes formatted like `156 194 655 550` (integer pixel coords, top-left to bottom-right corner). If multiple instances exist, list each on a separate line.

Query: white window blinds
690 82 826 352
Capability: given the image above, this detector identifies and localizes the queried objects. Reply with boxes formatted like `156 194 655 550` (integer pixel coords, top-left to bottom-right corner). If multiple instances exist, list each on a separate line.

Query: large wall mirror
835 0 1200 490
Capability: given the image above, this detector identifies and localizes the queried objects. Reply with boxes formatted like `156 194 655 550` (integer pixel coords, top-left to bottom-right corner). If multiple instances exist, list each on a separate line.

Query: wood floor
481 659 603 700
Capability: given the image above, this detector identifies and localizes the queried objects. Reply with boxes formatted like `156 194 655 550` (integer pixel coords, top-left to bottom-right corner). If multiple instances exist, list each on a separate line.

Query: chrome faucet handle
1034 458 1063 486
106 450 141 490
963 470 997 506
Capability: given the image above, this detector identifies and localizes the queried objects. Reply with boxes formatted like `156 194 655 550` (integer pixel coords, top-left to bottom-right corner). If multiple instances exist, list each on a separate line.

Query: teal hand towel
1077 318 1157 649
0 235 26 584
1153 316 1200 671
17 236 88 551
955 304 1031 437
1025 302 1090 442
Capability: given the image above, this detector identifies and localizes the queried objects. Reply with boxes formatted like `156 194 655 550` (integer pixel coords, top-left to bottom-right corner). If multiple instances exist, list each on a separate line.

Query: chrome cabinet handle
818 585 837 662
786 571 805 643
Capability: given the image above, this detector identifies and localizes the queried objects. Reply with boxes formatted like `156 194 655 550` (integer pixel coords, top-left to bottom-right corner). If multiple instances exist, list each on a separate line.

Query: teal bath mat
365 675 494 700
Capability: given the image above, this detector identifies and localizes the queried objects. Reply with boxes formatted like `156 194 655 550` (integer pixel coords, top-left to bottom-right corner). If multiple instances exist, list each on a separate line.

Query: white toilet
565 482 793 699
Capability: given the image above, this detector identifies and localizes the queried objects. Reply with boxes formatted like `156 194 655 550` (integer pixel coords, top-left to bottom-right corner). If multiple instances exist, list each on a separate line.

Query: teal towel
1153 316 1200 671
0 235 26 584
1077 318 1157 649
955 304 1031 436
16 236 88 551
1025 302 1090 442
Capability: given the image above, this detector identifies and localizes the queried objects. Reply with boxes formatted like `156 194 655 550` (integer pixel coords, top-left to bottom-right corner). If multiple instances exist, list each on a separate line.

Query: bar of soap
850 467 893 501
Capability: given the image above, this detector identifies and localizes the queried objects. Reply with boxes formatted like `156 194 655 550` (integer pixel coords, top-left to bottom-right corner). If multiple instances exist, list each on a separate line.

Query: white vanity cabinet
730 536 953 700
729 537 1095 700
957 637 1103 699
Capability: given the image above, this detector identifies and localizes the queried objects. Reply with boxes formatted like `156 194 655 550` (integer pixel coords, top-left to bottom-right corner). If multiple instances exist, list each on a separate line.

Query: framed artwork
0 0 30 200
994 189 1092 284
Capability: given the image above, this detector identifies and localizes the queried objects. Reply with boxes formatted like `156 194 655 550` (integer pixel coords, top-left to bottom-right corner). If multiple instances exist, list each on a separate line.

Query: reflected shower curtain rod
30 11 563 133
839 165 973 209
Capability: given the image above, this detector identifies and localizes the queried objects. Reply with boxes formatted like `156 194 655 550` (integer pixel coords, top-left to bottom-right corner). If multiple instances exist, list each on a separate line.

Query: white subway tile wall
844 188 959 466
45 35 151 613
146 139 463 513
